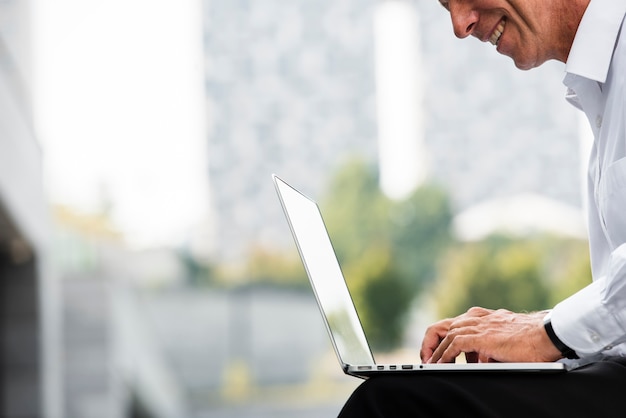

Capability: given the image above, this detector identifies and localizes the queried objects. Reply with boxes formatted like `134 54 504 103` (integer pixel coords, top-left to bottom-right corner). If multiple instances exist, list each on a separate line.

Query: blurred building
203 0 584 263
0 0 62 416
52 208 354 417
52 207 188 418
203 0 379 262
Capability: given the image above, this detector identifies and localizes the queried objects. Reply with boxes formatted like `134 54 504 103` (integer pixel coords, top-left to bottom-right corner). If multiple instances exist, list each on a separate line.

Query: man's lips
488 18 506 46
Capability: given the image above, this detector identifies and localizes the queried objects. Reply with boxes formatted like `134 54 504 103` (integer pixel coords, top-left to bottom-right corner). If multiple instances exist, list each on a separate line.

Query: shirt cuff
552 244 626 356
551 278 615 356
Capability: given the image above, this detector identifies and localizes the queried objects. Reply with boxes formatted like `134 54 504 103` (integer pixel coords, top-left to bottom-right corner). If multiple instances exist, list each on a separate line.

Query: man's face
439 0 567 70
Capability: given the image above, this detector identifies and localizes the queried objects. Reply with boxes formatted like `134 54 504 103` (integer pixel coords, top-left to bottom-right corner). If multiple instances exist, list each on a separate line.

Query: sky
33 0 211 249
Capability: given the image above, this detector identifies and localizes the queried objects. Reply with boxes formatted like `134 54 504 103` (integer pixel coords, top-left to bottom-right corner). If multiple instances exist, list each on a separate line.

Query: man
338 0 626 416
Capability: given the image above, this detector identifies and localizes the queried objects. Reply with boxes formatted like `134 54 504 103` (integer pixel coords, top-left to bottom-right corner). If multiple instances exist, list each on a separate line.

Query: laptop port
402 365 413 370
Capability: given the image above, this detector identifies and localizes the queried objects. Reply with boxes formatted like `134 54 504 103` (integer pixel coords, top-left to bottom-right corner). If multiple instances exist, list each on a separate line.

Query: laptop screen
274 175 375 367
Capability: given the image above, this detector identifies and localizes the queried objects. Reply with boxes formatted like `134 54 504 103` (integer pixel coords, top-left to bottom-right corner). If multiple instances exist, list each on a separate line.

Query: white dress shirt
550 0 626 358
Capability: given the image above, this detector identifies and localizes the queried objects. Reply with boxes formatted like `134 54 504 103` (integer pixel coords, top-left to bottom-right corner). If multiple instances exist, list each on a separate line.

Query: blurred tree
345 248 413 351
388 183 453 290
544 238 591 306
434 235 591 319
321 157 453 350
322 158 390 263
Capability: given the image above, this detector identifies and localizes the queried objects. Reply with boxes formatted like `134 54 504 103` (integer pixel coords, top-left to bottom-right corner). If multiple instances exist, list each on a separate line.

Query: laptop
272 174 567 378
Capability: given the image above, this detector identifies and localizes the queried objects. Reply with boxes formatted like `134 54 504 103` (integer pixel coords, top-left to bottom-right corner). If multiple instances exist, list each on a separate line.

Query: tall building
203 0 583 263
203 0 379 261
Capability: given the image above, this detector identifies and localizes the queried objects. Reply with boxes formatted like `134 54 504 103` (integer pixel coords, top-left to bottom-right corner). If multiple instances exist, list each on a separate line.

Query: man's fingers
430 334 461 363
421 313 486 363
422 308 558 365
429 327 483 363
420 319 453 362
421 308 498 364
428 330 456 363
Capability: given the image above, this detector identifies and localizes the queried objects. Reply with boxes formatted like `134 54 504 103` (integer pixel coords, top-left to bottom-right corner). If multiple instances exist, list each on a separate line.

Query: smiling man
338 0 626 416
441 0 589 69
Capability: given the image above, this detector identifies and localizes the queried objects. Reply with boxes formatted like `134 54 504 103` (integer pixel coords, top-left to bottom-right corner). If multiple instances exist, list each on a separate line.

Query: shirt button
596 115 603 128
591 333 600 343
605 345 614 350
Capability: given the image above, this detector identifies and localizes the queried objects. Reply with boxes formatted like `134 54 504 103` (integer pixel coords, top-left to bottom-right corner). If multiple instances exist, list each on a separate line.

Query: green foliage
345 248 414 351
322 158 390 263
434 235 591 319
388 184 453 289
321 158 454 351
322 158 453 291
545 238 591 306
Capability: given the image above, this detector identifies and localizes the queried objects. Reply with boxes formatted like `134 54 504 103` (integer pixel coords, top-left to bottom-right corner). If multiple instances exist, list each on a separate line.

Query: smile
489 18 506 46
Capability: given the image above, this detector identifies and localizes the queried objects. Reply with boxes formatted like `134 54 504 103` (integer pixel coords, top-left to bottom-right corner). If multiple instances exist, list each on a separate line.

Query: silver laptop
272 174 566 378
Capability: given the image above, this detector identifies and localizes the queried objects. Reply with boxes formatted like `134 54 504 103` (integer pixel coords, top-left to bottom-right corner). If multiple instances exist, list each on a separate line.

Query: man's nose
449 4 479 39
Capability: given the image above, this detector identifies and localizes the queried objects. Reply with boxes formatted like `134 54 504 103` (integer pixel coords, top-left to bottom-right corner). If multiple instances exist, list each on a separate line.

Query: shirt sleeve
551 244 626 356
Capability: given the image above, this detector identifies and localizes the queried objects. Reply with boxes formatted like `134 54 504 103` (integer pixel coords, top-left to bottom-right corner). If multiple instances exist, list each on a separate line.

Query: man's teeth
489 19 506 46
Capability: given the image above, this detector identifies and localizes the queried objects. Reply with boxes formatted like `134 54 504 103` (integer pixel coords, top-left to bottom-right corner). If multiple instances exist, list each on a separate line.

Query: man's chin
497 46 540 70
508 54 539 71
513 60 535 71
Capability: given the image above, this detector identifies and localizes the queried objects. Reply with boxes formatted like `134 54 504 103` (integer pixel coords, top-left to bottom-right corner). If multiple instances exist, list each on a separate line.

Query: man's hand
420 307 563 364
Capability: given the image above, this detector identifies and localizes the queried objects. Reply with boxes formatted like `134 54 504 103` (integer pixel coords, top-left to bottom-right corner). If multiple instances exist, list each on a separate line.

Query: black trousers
338 357 626 418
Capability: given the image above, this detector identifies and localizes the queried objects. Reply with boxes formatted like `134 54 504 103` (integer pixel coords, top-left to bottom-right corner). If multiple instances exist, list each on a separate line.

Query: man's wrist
543 312 579 359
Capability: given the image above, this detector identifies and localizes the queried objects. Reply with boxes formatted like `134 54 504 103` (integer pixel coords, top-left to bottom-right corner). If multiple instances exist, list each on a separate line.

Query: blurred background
1 0 594 416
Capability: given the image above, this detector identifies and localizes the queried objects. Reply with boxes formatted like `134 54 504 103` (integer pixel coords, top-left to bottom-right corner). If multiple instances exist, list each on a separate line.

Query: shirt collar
565 0 626 83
